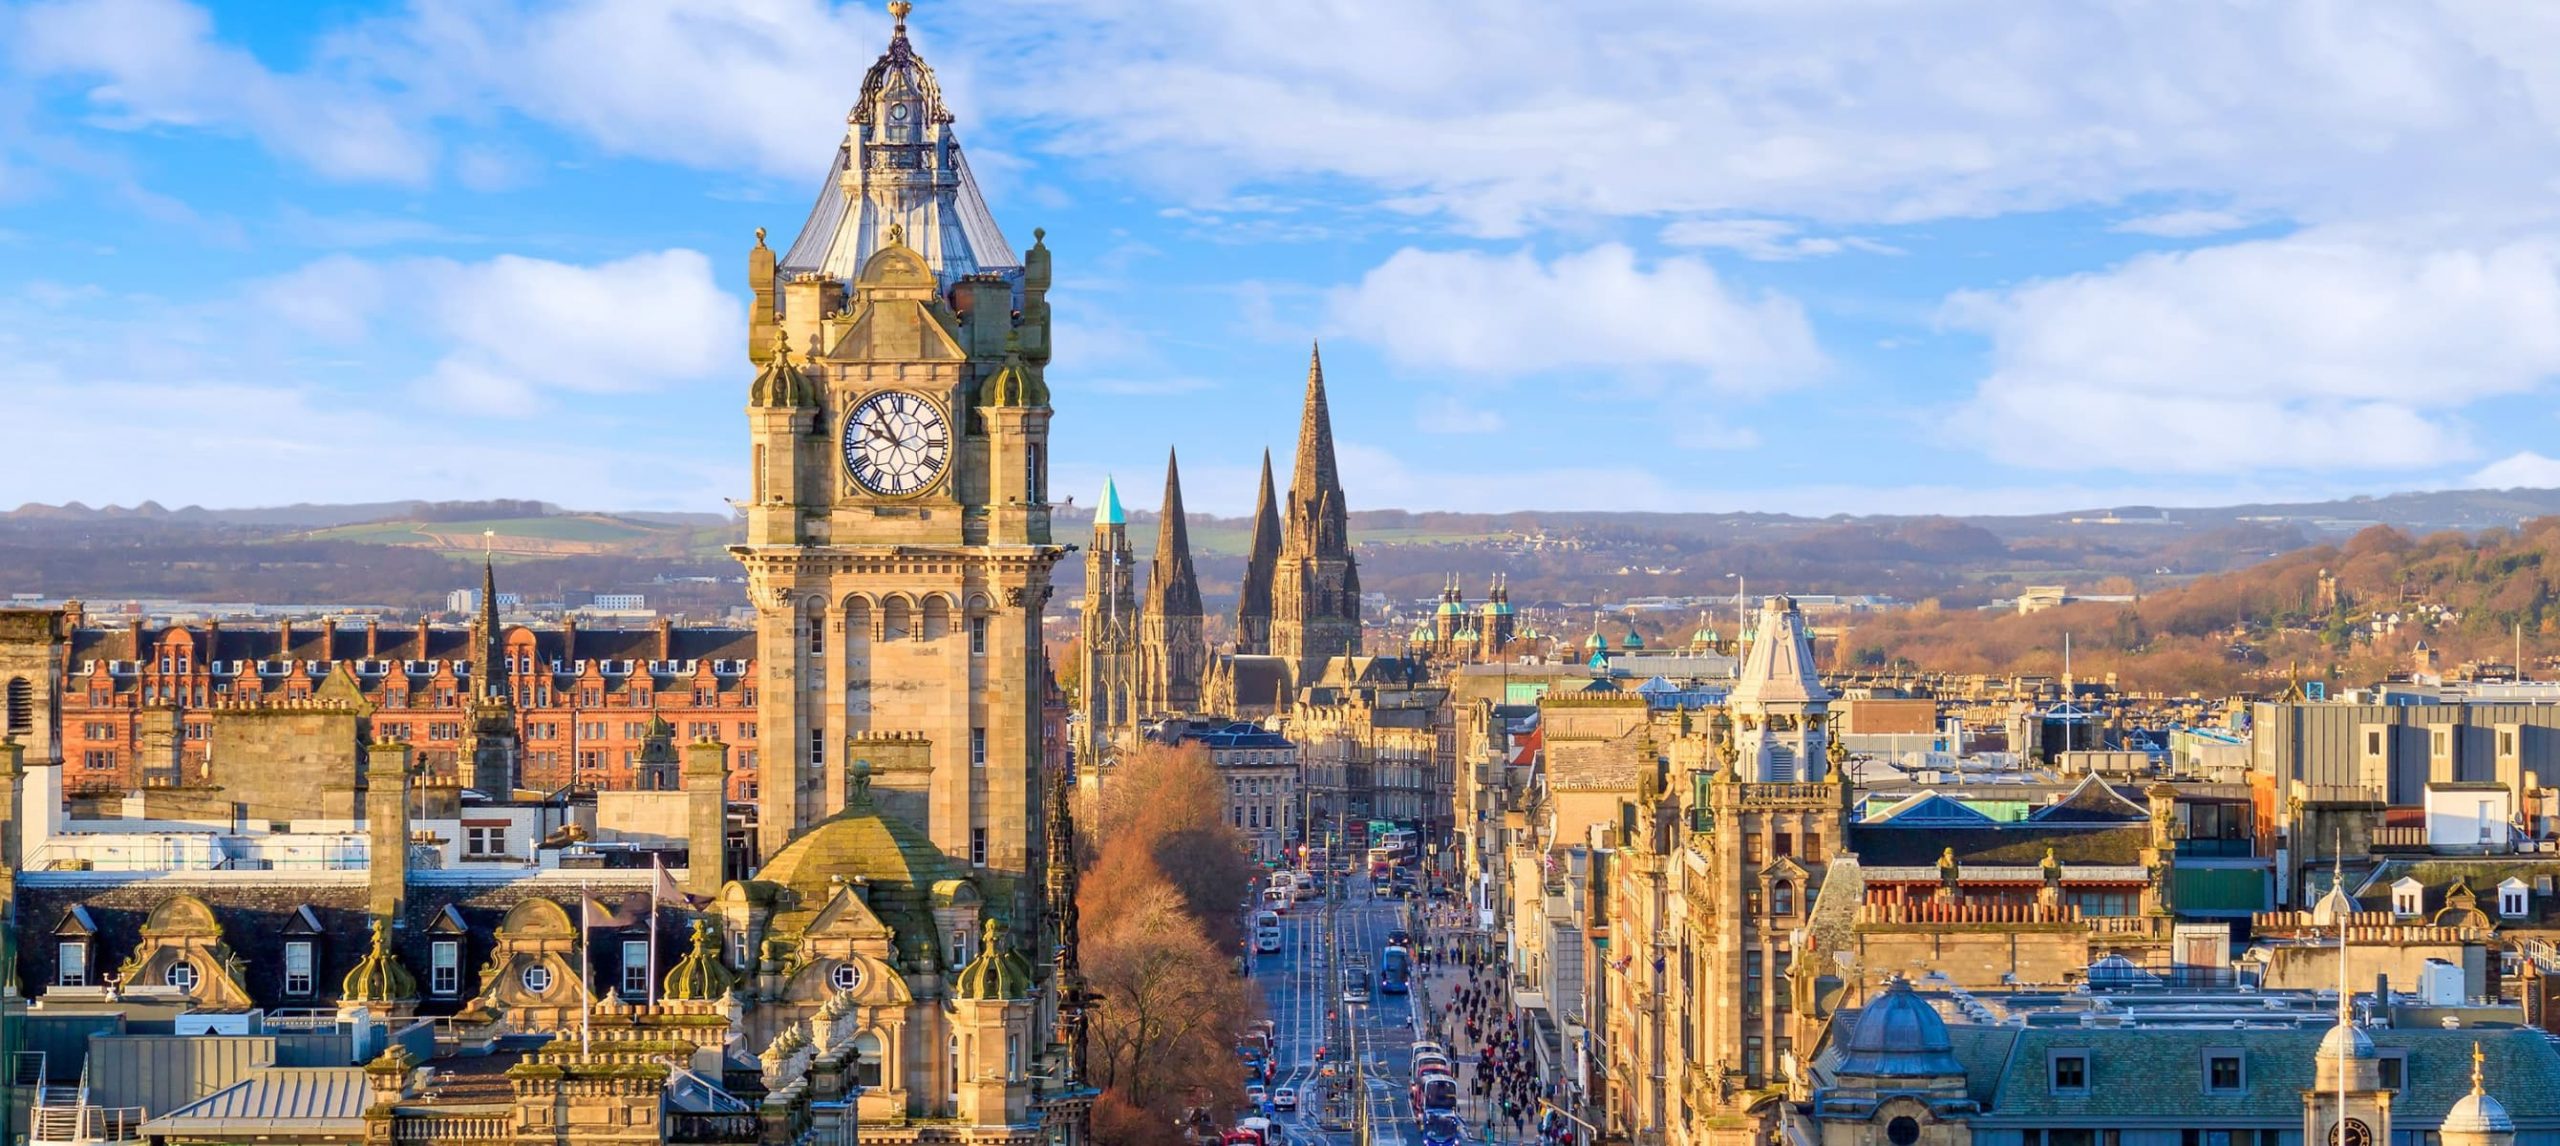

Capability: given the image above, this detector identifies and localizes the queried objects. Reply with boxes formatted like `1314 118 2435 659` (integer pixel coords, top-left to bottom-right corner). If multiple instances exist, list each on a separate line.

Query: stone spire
1235 449 1280 655
1270 343 1362 682
1144 449 1203 619
1138 448 1205 714
1288 343 1345 539
475 550 504 702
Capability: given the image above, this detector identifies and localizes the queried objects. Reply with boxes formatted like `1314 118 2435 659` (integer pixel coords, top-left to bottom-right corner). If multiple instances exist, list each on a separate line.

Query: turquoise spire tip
1099 476 1125 526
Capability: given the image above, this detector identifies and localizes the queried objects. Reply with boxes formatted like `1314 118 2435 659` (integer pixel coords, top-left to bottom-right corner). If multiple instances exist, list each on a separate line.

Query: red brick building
39 601 762 799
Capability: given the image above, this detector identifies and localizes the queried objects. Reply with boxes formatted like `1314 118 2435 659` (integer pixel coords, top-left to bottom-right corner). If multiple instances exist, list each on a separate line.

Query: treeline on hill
1078 743 1262 1146
0 520 743 614
410 499 553 522
1840 519 2560 695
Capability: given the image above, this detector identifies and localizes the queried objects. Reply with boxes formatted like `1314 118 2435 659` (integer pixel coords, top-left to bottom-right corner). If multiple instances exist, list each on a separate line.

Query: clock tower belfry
733 0 1062 965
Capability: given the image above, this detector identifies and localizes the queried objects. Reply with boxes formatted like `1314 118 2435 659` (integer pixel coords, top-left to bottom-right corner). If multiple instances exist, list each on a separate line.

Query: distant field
305 514 689 556
1178 524 1509 558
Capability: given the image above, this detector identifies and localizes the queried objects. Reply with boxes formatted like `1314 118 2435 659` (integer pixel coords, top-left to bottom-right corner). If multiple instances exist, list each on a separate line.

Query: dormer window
2500 878 2529 919
2392 877 2423 917
57 940 88 986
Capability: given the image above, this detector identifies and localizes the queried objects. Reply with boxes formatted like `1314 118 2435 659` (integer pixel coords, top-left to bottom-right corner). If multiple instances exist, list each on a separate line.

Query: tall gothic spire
1290 342 1342 510
1144 449 1203 617
1235 449 1280 655
476 551 504 702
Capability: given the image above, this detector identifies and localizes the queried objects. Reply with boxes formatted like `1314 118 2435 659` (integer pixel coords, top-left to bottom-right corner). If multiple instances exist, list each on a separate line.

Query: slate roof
2356 857 2560 927
13 878 683 1016
1975 1026 2560 1127
2029 774 2150 823
141 1067 370 1136
1848 823 2148 866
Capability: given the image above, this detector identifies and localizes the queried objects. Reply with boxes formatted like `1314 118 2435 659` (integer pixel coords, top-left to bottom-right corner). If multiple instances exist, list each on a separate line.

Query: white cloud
2471 451 2560 489
2109 209 2261 238
10 0 432 182
373 0 886 177
1416 394 1504 435
1660 219 1896 261
1327 244 1824 389
254 249 740 415
963 1 2560 234
1945 232 2560 473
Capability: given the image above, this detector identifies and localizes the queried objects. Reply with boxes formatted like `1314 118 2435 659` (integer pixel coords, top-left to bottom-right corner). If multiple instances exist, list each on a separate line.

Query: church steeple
1144 449 1203 618
1288 343 1345 540
475 550 504 703
1138 448 1205 715
1270 342 1362 683
1236 449 1280 655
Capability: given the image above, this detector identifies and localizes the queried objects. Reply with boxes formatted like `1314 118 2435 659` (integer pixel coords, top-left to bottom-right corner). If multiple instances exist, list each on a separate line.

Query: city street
1250 874 1427 1146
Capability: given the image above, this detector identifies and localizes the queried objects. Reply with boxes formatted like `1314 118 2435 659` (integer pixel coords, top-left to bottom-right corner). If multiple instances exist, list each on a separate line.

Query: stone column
685 739 731 899
366 742 414 922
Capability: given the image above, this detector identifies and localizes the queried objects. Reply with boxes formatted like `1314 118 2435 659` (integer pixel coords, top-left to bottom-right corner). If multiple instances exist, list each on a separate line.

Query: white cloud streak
1328 244 1825 389
1945 233 2560 474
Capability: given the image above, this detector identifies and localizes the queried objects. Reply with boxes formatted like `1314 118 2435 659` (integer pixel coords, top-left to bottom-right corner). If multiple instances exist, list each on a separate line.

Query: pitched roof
2030 774 2150 823
141 1068 370 1136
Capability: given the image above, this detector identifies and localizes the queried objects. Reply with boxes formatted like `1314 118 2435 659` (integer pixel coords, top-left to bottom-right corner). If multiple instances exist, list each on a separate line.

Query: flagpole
580 882 593 1055
648 854 662 1005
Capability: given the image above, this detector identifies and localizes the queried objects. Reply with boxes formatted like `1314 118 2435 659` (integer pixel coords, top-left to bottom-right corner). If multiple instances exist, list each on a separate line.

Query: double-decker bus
1254 911 1283 953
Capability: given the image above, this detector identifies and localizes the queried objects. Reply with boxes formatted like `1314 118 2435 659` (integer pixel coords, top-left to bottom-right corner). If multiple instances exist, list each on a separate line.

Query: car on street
1420 1113 1466 1145
1245 1082 1266 1107
1271 1086 1297 1110
1387 928 1412 947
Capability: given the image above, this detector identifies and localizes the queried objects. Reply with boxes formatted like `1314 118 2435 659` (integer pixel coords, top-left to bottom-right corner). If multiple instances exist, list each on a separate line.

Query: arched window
883 598 913 642
5 676 32 735
921 596 952 642
853 1033 885 1089
1772 880 1795 916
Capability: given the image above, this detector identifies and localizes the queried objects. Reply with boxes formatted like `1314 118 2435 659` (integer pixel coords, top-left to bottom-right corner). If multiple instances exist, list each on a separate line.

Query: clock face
842 390 950 497
2331 1119 2371 1146
890 102 910 122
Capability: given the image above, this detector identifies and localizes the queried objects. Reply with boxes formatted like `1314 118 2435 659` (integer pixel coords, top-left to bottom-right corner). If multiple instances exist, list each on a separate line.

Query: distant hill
1839 518 2560 695
9 487 2558 622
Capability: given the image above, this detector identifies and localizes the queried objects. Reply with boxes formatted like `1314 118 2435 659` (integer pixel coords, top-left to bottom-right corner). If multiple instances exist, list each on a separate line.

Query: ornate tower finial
889 0 912 30
2472 1039 2486 1094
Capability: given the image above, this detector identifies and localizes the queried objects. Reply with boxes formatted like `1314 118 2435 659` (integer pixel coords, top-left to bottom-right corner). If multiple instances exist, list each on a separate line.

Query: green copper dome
661 918 739 1001
1585 630 1608 651
340 917 419 1004
1623 628 1646 650
953 917 1034 1001
755 762 958 960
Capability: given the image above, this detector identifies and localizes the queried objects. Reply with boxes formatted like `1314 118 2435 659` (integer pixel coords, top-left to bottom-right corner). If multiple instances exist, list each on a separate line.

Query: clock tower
733 0 1062 971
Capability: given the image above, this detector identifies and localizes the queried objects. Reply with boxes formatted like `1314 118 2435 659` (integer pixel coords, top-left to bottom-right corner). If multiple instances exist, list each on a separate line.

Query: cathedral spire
1137 448 1205 714
1290 342 1342 511
1145 449 1203 617
476 541 504 703
1236 449 1280 656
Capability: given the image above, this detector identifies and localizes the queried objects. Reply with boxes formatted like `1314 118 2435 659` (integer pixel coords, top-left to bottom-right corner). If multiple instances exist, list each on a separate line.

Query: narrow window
58 941 87 986
971 727 987 767
970 616 988 656
431 941 460 996
622 939 650 996
971 828 988 867
284 941 314 996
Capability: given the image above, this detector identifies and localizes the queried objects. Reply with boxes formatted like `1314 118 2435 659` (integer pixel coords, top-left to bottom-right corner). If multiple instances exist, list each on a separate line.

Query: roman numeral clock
840 390 951 496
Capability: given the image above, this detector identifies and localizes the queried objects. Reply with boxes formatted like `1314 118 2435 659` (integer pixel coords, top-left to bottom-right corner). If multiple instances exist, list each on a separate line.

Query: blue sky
6 0 2560 517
